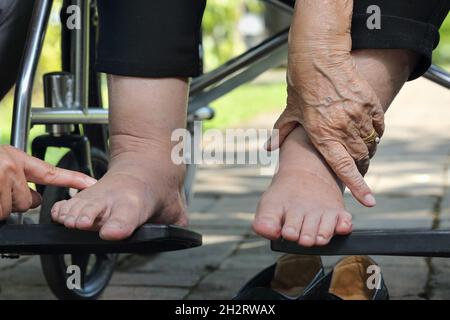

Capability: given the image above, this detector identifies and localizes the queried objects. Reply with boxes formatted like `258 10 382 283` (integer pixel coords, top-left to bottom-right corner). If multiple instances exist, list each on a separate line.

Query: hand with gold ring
266 0 385 208
359 129 381 175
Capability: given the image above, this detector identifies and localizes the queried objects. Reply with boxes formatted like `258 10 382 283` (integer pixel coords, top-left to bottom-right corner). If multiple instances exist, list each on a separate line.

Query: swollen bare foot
253 126 352 247
51 147 187 241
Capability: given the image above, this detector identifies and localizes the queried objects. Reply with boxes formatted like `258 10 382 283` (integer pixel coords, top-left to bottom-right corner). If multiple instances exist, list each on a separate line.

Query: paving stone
0 256 31 271
0 260 47 286
195 166 271 196
0 285 55 300
130 235 243 274
189 196 218 213
188 196 260 230
369 157 446 196
381 266 428 298
186 269 262 300
344 195 435 229
220 253 279 270
427 259 450 300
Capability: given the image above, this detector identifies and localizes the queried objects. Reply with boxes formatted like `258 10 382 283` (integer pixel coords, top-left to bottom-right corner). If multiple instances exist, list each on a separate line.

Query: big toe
100 220 135 240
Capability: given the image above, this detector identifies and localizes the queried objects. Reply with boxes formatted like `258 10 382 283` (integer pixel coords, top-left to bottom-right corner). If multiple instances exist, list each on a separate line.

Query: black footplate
0 223 202 255
271 229 450 257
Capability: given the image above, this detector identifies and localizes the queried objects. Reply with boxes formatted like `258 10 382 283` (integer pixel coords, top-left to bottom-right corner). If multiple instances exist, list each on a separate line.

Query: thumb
266 121 298 151
30 188 42 209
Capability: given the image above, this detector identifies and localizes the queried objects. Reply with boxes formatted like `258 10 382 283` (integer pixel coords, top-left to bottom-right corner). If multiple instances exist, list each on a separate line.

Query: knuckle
333 156 354 177
1 145 15 153
354 150 369 163
0 158 16 172
352 176 368 191
43 163 58 183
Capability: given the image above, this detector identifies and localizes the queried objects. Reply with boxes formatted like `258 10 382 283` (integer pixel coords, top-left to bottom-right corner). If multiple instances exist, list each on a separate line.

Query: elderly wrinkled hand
268 0 384 207
0 145 96 220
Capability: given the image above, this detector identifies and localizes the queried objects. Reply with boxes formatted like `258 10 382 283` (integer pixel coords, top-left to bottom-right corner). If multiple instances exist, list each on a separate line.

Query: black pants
0 0 449 103
96 0 449 80
0 0 34 100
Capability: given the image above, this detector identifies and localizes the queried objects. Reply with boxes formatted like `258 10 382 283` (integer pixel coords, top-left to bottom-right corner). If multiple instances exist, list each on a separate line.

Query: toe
75 202 106 230
315 212 338 246
281 210 303 242
335 211 353 235
56 200 76 224
298 212 320 247
51 200 65 221
63 199 87 228
99 203 139 240
253 198 283 240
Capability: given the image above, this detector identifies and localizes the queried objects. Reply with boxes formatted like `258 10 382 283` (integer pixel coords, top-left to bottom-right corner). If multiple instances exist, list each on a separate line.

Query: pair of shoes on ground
234 255 389 300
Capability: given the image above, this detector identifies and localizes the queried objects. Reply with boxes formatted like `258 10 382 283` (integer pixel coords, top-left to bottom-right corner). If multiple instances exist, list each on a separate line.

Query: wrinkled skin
268 0 385 207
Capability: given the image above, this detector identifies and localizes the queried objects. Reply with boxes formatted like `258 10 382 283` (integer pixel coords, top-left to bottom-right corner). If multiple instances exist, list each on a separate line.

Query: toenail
317 235 326 242
283 227 296 236
78 216 90 223
65 216 75 222
301 235 312 242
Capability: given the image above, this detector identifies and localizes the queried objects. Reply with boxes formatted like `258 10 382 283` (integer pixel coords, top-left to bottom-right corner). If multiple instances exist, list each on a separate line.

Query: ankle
108 133 185 182
277 126 344 192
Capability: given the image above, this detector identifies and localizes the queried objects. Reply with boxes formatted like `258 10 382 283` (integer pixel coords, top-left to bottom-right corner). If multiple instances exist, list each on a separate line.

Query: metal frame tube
72 0 90 111
424 64 450 90
31 108 108 124
11 0 53 150
190 28 289 96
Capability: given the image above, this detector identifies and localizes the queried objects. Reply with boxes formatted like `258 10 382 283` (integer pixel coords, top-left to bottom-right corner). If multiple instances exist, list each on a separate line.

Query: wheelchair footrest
271 229 450 257
0 223 202 255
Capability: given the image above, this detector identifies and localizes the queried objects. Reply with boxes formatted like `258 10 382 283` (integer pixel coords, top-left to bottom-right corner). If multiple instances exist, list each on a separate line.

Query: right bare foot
50 135 188 240
253 126 353 247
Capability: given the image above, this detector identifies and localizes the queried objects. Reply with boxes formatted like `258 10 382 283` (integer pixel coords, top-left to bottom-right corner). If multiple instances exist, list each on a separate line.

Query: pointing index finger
22 153 97 189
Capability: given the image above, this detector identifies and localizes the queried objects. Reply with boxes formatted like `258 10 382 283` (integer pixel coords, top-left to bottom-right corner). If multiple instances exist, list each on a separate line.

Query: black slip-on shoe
233 254 324 300
301 256 389 300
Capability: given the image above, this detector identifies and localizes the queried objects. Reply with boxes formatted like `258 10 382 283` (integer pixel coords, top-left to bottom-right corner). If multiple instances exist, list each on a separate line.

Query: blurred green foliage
434 16 450 68
202 0 263 70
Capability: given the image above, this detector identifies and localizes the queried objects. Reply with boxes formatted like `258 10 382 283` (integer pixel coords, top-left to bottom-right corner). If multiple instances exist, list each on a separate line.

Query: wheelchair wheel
40 148 117 300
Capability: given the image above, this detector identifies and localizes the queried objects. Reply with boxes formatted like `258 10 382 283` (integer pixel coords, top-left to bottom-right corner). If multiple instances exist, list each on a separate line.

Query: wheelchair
1 0 450 300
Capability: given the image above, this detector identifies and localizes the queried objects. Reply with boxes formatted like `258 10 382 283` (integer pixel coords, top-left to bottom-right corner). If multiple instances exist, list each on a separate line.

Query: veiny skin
253 0 419 246
268 0 384 207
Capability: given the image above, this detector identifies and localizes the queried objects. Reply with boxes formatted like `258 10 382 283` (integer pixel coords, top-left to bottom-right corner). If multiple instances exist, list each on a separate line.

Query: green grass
205 82 286 130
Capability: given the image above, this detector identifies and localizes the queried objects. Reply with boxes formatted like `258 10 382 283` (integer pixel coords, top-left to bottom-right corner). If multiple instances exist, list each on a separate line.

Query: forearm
287 0 355 104
289 0 353 60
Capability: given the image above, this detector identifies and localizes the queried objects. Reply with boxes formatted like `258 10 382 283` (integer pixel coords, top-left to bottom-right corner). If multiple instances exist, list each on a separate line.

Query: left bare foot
253 126 353 247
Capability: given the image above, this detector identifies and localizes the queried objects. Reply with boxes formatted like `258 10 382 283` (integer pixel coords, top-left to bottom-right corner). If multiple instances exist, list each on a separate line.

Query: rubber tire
39 148 117 300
